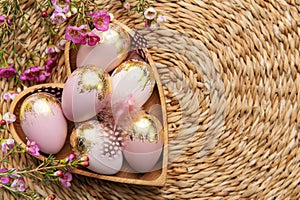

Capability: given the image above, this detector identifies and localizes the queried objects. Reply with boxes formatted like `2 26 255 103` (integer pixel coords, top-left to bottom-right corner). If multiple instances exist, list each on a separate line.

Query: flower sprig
0 112 89 199
0 0 61 83
120 0 167 30
0 0 167 83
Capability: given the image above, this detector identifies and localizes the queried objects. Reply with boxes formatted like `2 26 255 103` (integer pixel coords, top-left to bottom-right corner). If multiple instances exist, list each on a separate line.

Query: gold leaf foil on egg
70 120 124 159
95 23 130 59
73 65 111 101
20 93 59 122
113 60 155 91
128 113 162 143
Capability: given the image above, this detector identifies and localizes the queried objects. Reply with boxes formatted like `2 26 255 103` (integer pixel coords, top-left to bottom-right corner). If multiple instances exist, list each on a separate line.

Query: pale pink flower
50 12 67 24
1 139 15 155
51 0 70 13
3 112 16 124
88 10 110 31
157 15 167 24
0 168 10 187
59 172 72 188
45 45 61 54
57 39 67 50
144 7 157 20
11 177 26 192
65 26 86 44
0 15 6 23
81 32 100 46
3 91 18 101
26 140 40 157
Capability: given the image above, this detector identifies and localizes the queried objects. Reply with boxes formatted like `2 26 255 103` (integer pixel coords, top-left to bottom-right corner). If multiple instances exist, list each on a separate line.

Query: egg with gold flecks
110 60 155 129
20 92 68 155
62 65 112 122
122 112 163 173
70 120 123 175
76 23 131 72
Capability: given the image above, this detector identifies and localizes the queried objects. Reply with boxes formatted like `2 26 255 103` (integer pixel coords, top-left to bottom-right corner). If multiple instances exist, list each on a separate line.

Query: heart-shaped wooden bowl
9 20 168 186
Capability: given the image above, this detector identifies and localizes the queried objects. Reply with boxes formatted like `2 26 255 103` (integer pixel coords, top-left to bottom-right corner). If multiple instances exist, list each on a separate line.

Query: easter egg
70 120 123 175
20 92 68 154
61 65 112 122
122 113 163 173
110 60 155 128
76 23 131 72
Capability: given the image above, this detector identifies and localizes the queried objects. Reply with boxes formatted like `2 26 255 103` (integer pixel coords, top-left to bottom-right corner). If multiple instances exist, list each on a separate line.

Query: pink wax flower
0 15 6 23
3 91 19 101
0 67 17 78
3 112 16 124
57 39 67 50
45 57 58 74
11 177 26 192
45 45 61 54
65 26 86 44
59 172 72 188
36 73 46 82
50 12 67 24
51 0 70 13
66 153 76 163
0 168 8 173
26 140 40 157
0 168 10 187
144 7 157 20
1 139 15 155
88 10 110 31
20 66 46 82
81 32 100 46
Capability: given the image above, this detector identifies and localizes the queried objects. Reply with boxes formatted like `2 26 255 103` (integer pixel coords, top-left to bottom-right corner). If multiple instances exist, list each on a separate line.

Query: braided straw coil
1 0 300 199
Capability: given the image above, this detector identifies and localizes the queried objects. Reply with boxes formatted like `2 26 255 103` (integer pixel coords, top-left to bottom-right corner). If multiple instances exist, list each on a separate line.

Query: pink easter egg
123 139 163 173
76 23 131 72
61 65 112 122
122 113 163 173
20 92 68 154
70 120 123 175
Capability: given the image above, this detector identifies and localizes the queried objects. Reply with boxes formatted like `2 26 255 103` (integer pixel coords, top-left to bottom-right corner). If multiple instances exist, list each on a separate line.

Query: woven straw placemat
1 0 300 199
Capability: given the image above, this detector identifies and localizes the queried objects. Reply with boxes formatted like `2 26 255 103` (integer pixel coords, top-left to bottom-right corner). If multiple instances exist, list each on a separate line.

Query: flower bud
46 194 56 200
0 15 6 23
81 161 89 167
42 11 48 18
0 119 6 126
80 155 89 162
67 153 76 163
123 2 130 10
54 170 63 177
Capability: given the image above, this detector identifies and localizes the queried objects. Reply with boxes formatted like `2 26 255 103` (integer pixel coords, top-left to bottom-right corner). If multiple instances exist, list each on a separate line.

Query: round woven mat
1 0 300 199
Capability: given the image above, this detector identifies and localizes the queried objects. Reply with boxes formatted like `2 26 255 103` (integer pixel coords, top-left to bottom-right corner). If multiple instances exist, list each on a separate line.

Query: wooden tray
9 21 168 186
